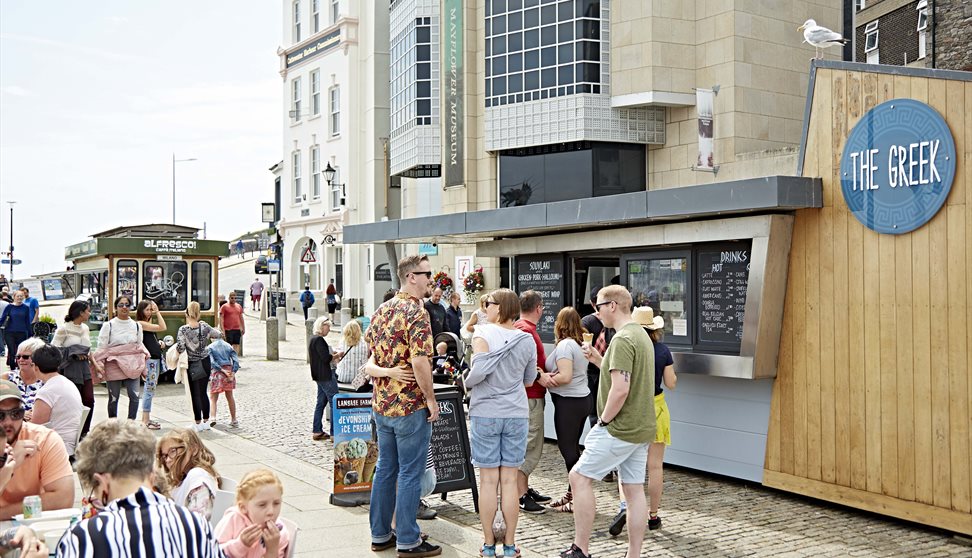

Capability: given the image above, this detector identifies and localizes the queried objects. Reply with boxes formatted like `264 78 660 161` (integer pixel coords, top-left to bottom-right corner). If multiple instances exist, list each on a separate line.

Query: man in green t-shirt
561 285 655 558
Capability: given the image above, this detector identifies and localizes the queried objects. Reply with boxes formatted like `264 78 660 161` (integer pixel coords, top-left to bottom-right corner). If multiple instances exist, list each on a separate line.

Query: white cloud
0 32 142 62
0 85 29 97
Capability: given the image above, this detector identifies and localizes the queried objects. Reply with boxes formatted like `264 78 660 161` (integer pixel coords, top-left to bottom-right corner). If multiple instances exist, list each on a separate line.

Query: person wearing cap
0 379 74 519
607 306 678 537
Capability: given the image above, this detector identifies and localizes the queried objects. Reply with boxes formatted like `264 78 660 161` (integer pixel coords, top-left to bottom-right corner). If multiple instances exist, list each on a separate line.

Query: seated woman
58 419 223 556
26 344 83 456
157 428 222 522
1 338 45 413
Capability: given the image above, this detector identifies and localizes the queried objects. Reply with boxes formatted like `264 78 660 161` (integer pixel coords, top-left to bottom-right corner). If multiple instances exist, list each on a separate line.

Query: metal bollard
266 317 279 361
277 306 287 341
308 307 319 320
305 319 315 364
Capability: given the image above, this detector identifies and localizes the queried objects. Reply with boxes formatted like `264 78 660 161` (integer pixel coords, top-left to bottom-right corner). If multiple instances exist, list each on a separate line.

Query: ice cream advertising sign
839 99 956 234
331 395 377 498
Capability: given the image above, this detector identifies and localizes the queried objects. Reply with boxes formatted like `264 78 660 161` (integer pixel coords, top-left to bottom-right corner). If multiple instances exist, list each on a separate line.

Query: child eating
214 469 292 558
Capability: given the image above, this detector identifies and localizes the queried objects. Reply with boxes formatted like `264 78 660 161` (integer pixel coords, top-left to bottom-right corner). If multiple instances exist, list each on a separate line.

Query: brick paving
148 312 971 557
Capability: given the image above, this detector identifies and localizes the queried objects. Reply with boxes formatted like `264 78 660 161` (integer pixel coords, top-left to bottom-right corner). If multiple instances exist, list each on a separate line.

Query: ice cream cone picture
363 441 379 482
345 439 369 484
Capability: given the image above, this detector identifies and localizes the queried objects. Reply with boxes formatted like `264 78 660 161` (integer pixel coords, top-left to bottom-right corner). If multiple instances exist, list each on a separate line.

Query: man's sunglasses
410 271 433 278
0 408 26 422
594 300 615 309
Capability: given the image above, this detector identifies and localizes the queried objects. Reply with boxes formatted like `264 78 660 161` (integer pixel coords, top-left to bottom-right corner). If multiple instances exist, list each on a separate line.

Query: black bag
188 359 208 382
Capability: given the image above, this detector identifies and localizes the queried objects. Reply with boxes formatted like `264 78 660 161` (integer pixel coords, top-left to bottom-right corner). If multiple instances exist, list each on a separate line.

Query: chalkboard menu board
697 244 751 347
268 289 286 317
430 387 479 509
515 254 565 343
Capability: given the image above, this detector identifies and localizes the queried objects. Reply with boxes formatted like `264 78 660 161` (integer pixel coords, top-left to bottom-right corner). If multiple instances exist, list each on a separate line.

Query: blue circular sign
839 99 956 234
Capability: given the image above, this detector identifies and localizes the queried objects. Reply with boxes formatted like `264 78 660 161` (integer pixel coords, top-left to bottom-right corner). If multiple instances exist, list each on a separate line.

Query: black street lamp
323 162 345 207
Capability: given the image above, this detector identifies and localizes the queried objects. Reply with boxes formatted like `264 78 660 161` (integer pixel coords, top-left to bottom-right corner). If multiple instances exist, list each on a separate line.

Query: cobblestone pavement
149 314 971 558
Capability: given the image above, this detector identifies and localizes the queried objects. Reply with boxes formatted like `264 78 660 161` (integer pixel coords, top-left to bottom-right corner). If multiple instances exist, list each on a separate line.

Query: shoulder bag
187 326 210 382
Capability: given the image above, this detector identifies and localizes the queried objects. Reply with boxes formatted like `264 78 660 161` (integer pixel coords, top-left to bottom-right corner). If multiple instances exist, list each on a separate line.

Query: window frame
864 20 879 53
621 249 693 348
292 77 302 121
329 165 342 210
311 145 321 200
329 86 340 136
142 260 189 312
312 0 320 33
190 261 213 311
310 70 321 116
115 259 139 308
293 0 302 43
292 150 303 204
330 0 339 25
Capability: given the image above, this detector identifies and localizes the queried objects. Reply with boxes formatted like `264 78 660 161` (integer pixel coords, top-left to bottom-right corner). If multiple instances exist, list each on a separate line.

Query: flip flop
145 422 161 430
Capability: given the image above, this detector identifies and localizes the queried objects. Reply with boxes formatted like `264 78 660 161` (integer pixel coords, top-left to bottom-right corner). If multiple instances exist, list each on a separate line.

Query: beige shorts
519 397 545 475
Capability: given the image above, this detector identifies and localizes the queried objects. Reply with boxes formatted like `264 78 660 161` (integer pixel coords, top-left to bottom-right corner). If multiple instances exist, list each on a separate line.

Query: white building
276 0 393 315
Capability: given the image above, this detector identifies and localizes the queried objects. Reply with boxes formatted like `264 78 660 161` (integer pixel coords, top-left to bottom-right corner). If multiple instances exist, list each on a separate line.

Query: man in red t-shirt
513 290 556 513
218 292 246 354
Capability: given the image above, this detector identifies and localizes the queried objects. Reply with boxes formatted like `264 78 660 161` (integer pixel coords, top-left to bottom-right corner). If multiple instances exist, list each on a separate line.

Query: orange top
0 422 73 508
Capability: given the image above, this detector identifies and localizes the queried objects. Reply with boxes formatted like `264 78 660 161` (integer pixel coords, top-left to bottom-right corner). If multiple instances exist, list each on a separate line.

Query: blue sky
0 1 282 277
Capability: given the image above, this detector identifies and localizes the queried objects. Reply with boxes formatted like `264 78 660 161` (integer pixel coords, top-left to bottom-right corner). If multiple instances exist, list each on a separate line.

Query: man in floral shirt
365 254 441 557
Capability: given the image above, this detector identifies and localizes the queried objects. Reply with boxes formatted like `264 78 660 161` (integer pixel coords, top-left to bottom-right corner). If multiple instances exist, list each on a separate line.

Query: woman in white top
543 307 592 512
335 320 369 385
52 300 95 439
95 295 143 420
26 344 83 455
157 428 221 521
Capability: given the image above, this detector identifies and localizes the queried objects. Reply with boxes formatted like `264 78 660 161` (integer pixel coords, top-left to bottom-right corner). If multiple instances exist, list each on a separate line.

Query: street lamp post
6 201 14 279
172 154 198 224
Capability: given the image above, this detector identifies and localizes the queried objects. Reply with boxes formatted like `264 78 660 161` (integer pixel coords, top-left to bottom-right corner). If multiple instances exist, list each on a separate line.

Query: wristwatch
597 417 611 428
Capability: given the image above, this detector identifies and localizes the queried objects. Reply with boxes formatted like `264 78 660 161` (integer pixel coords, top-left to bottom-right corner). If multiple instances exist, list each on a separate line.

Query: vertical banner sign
455 256 473 304
330 394 377 506
696 88 715 171
443 0 464 187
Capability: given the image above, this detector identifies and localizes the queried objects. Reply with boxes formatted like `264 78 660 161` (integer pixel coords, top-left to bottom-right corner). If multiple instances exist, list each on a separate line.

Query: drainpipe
843 0 854 61
385 243 400 290
930 0 936 69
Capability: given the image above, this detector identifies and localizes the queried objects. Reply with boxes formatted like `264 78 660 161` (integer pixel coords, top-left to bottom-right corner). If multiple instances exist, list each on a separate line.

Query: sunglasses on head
0 408 26 422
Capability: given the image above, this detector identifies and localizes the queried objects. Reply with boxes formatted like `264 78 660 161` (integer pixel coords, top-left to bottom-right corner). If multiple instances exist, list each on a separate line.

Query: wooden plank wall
763 67 972 536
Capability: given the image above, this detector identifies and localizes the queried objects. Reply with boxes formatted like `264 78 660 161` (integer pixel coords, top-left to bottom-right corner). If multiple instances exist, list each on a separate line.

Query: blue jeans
313 378 339 435
140 359 161 412
370 408 431 550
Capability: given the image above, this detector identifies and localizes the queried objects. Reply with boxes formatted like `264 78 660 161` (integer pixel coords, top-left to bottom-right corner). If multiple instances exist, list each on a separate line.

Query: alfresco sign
144 239 197 253
839 99 956 234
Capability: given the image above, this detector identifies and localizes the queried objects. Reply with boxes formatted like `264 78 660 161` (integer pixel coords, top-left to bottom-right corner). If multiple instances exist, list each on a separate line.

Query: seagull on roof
798 19 849 59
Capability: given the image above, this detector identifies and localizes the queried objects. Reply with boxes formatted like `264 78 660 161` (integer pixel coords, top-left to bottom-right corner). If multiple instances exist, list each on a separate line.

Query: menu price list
515 256 564 343
697 248 750 345
429 393 472 491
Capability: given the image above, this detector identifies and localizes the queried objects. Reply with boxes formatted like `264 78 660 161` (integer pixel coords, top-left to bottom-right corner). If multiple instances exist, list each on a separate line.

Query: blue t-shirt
652 340 674 396
1 303 32 334
25 297 39 322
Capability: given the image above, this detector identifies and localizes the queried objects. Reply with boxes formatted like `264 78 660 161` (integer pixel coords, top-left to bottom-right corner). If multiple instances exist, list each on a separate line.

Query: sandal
558 500 574 513
145 422 161 430
502 544 521 557
549 492 572 508
480 543 496 557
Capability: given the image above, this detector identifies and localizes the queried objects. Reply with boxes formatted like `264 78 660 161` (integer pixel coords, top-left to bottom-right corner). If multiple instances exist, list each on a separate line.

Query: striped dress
56 487 224 558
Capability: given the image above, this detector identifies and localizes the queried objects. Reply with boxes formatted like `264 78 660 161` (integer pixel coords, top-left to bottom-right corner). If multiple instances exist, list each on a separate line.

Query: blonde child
214 469 291 558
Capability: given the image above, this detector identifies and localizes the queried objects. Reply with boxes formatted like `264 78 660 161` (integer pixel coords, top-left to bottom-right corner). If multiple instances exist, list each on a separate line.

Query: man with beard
365 255 441 557
0 380 74 519
424 287 447 337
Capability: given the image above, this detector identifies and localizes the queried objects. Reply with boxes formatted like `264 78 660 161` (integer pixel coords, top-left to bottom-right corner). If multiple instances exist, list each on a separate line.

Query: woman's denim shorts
469 416 529 469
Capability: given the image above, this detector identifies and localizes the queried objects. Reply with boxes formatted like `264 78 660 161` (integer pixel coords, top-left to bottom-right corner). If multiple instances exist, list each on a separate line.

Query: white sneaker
200 423 211 431
193 423 203 432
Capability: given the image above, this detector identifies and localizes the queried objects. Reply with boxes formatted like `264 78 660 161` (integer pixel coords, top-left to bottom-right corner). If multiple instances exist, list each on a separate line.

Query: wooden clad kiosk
764 60 972 535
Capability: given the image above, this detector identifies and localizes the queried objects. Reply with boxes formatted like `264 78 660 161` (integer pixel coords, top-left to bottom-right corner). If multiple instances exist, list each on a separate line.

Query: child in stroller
432 332 467 385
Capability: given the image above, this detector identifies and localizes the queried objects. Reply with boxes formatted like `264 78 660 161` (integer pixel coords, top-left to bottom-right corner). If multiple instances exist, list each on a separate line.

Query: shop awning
343 175 821 245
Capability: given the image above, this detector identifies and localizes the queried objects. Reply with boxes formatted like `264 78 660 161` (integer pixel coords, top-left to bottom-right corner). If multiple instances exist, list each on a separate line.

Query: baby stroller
432 332 467 387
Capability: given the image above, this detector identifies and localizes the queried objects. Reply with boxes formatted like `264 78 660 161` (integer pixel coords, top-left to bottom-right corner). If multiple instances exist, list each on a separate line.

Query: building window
330 0 339 24
116 260 138 307
312 0 320 33
855 0 864 11
293 150 303 204
329 165 342 210
917 1 928 59
329 86 340 136
390 17 435 134
311 70 321 115
864 20 879 64
485 0 601 107
311 146 321 199
190 261 212 311
292 77 302 121
293 0 301 43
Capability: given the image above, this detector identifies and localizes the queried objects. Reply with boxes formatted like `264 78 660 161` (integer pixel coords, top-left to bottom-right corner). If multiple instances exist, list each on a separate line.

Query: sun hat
632 306 665 331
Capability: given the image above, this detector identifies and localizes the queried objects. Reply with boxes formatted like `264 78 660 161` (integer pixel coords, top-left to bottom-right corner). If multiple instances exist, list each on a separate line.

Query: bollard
277 306 287 341
260 293 267 321
266 317 279 361
305 318 315 364
308 307 318 320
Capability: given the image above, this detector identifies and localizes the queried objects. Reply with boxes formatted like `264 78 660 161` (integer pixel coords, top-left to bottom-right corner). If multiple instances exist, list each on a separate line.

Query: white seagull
798 19 849 59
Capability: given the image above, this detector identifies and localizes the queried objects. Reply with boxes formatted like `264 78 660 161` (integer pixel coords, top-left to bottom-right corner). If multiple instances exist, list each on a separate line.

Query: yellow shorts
654 393 671 446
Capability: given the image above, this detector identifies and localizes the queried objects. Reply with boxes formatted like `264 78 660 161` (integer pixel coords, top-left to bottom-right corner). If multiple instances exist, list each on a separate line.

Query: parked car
255 255 269 274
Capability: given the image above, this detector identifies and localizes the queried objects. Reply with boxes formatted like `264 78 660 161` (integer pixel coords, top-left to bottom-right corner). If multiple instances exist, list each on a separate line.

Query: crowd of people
359 255 678 558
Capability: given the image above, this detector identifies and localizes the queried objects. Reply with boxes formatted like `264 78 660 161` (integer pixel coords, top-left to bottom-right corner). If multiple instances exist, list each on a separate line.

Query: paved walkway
126 311 971 557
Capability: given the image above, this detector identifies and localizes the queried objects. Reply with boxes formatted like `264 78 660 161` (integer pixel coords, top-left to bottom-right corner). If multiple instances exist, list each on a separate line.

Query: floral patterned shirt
365 292 434 417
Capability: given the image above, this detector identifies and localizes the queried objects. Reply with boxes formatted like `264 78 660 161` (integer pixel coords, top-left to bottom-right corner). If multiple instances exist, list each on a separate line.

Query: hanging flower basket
432 270 454 294
462 265 485 298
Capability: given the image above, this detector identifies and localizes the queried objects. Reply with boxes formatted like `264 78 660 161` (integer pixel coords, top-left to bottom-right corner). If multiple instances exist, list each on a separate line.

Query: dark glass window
509 72 523 93
576 0 599 18
577 62 598 82
417 99 431 116
558 64 573 85
558 43 573 63
508 11 522 32
492 0 505 15
524 8 539 28
493 15 506 34
416 26 430 43
493 56 507 74
191 261 212 311
493 76 507 95
558 0 573 20
541 67 556 87
558 22 573 42
525 49 539 69
509 0 522 10
509 52 523 72
541 25 556 45
417 63 430 79
576 40 598 61
541 46 556 65
417 45 430 60
493 35 507 55
524 28 540 48
525 70 539 89
508 31 523 51
577 18 599 39
116 260 138 306
541 4 556 24
416 81 431 97
143 261 189 311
